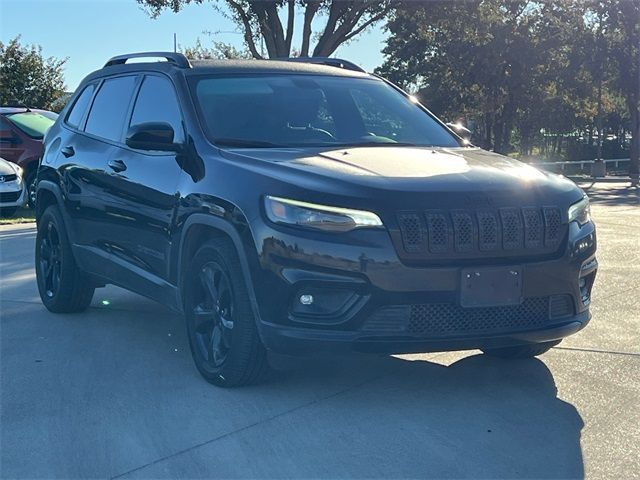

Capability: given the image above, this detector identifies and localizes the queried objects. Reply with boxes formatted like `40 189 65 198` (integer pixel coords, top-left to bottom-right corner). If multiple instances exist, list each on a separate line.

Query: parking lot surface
1 183 639 479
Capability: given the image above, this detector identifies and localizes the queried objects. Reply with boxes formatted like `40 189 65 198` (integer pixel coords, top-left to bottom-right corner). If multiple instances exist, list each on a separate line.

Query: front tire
35 205 95 313
184 238 269 387
482 340 560 359
26 170 37 209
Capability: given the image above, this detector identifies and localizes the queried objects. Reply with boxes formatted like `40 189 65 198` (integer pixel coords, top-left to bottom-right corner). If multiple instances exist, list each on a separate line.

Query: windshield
6 112 55 139
190 74 461 148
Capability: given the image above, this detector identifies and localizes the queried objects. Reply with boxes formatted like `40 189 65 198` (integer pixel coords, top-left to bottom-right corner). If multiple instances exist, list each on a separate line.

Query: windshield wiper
214 138 284 148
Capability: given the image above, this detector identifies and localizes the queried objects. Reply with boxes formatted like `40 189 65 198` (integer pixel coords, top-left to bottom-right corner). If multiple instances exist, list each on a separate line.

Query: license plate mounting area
460 266 523 308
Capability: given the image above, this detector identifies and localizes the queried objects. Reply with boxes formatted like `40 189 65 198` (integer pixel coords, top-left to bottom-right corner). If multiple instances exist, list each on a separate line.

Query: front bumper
259 311 590 355
0 181 26 208
249 218 597 355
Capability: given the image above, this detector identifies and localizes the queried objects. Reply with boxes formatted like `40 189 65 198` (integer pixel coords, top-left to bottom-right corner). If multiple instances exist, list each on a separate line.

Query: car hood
220 146 578 196
0 158 19 176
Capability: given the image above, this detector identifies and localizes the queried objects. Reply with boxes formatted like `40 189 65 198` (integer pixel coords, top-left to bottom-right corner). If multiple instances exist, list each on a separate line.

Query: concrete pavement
1 183 638 479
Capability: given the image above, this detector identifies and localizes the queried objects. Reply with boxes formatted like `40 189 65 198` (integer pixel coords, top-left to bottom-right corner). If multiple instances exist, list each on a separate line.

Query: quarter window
129 75 184 143
85 76 137 141
66 84 95 129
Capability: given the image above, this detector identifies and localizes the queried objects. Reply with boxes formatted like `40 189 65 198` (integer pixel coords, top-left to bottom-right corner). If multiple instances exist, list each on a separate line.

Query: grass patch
0 207 35 225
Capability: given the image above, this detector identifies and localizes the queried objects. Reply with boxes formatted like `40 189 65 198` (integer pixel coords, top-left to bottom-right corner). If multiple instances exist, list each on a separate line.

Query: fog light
299 294 314 305
579 278 586 289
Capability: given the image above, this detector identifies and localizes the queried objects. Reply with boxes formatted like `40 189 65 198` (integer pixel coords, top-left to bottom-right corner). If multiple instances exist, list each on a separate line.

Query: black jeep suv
36 52 597 387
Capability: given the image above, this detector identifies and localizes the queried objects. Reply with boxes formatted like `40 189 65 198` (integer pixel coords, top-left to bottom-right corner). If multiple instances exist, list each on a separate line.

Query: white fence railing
532 158 630 175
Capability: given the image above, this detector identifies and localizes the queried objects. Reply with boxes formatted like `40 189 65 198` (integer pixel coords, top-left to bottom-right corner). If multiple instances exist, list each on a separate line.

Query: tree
377 0 634 170
137 0 395 59
181 38 253 59
601 0 639 180
0 36 67 110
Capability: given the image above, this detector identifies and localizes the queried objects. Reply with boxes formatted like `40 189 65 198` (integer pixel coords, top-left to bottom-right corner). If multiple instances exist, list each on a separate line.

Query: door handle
61 146 75 158
108 159 127 173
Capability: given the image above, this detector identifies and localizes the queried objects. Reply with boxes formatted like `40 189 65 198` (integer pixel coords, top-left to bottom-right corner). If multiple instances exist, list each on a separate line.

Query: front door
94 74 185 304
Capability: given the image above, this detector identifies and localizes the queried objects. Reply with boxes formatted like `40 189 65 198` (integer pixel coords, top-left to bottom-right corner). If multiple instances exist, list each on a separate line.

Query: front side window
85 76 137 142
189 74 460 148
129 75 184 143
66 84 95 129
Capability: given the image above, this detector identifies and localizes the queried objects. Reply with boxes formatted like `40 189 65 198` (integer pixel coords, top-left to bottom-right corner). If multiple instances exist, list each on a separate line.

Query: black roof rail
277 57 366 73
104 52 191 69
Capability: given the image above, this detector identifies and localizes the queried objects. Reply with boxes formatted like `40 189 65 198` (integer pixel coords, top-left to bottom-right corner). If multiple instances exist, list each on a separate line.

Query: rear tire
183 238 269 387
35 205 95 313
482 340 560 359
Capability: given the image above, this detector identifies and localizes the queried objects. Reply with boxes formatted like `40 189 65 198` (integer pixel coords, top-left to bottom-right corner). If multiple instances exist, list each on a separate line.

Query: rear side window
129 75 184 143
85 76 137 141
66 84 95 129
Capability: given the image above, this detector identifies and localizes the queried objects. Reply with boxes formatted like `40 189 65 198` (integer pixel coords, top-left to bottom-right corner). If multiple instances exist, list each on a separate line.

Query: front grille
0 174 18 183
397 206 565 261
0 191 21 202
361 296 574 338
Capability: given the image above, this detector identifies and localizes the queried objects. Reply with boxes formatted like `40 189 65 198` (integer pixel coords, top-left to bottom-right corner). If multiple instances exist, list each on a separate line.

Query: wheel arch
177 213 263 325
35 180 64 221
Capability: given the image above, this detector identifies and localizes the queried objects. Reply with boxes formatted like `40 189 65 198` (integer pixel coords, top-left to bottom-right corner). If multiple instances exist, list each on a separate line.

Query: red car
0 107 57 207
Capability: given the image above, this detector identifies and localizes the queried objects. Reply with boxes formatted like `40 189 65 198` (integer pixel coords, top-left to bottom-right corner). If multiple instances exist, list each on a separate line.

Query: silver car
0 157 26 217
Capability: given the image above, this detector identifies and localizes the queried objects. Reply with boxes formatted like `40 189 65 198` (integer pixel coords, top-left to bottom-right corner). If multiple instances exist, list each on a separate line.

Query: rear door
61 76 138 256
90 73 184 303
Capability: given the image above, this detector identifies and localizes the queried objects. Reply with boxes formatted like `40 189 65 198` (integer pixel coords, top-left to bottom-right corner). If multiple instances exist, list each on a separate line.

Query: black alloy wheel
192 261 235 369
184 239 268 387
39 220 62 298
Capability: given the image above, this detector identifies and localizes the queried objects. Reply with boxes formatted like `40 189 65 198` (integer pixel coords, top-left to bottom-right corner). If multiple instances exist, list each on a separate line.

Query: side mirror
125 122 181 152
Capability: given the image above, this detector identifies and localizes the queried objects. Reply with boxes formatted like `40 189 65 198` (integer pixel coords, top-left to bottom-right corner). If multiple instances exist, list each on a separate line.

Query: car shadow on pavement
263 352 585 479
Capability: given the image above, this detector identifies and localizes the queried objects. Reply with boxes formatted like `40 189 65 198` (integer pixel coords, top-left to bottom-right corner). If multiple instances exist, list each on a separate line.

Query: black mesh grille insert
500 208 523 250
477 211 499 251
362 297 552 338
398 213 423 252
543 207 562 247
452 211 474 252
426 212 449 253
522 207 543 248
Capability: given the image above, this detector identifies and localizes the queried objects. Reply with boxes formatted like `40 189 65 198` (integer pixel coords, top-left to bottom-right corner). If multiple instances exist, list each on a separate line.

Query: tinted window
66 85 95 128
191 75 460 148
130 76 184 143
85 76 137 141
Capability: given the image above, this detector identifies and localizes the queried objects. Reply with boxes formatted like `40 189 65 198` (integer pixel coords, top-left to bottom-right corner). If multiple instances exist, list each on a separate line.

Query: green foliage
378 0 638 168
0 36 67 110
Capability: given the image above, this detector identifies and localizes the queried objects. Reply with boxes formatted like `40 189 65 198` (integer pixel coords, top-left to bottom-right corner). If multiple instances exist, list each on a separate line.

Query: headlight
568 196 591 226
264 196 383 232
